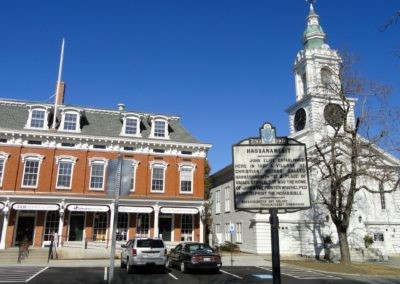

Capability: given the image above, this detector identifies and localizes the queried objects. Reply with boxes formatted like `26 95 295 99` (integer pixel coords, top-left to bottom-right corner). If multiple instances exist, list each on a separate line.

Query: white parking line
220 269 243 279
26 267 49 282
168 272 179 280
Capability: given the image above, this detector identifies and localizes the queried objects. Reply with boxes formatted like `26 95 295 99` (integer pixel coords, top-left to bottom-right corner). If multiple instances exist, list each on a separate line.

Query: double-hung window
0 152 10 187
30 109 46 128
56 156 77 190
225 223 230 241
150 161 168 193
63 112 78 131
215 190 221 214
224 186 230 212
125 117 138 135
179 164 195 194
26 106 49 130
21 154 44 188
150 117 169 139
89 159 107 191
128 160 139 192
236 222 242 243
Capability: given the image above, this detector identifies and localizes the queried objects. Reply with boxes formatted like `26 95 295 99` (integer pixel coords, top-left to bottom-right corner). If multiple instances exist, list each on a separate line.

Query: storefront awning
119 206 153 213
13 203 59 211
67 204 109 212
160 207 198 215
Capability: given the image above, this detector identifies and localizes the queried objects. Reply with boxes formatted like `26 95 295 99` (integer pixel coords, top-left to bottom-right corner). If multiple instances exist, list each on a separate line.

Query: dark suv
120 238 167 273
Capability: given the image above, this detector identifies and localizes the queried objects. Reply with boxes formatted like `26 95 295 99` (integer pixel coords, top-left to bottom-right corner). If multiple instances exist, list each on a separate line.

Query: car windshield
186 244 214 253
137 239 164 248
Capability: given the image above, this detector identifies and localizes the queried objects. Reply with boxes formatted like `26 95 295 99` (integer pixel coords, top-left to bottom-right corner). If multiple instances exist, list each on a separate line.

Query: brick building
0 84 211 249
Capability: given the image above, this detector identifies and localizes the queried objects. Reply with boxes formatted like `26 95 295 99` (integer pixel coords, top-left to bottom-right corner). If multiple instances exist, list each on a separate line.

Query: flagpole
52 38 65 129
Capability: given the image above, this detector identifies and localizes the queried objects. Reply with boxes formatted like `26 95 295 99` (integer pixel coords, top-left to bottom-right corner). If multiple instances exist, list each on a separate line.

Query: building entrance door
159 216 172 241
15 215 35 246
68 213 85 241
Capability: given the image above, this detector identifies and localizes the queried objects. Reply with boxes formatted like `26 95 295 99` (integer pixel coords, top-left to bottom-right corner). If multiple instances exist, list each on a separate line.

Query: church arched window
321 68 333 88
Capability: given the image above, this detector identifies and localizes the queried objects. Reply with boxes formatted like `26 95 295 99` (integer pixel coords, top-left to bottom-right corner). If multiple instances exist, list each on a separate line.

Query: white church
209 3 400 260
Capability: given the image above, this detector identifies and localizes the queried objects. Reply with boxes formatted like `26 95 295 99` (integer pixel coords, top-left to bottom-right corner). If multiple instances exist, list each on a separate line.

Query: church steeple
302 2 327 49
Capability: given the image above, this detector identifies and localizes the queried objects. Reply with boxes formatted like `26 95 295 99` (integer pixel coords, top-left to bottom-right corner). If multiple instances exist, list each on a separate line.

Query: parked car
120 238 167 273
167 242 222 273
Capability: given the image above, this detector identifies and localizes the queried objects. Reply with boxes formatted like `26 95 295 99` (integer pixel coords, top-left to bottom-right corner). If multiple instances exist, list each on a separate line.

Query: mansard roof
0 98 208 146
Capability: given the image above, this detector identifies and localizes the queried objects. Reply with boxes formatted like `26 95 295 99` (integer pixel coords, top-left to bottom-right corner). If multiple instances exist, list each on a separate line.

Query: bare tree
308 53 400 264
379 10 400 32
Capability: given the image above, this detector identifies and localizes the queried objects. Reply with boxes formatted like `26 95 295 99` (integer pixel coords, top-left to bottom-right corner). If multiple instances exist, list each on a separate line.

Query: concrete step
22 248 49 264
0 248 19 264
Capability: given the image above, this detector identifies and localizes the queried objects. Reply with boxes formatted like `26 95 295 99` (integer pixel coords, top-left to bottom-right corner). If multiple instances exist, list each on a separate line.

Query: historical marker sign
233 123 311 210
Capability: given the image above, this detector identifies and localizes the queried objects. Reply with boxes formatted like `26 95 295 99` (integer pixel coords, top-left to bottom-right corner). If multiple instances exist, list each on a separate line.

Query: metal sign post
270 209 281 284
232 123 311 284
229 223 235 266
106 155 133 283
108 155 122 284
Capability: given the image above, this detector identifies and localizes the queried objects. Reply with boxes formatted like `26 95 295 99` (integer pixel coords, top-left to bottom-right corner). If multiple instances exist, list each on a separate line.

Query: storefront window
136 213 149 237
44 211 60 242
93 212 108 241
117 213 128 241
181 214 193 241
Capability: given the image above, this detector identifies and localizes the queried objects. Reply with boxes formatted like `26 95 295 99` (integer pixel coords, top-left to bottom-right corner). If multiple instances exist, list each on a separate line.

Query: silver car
120 238 167 273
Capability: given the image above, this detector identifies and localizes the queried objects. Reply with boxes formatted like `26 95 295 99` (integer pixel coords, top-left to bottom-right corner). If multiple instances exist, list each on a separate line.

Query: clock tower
286 3 356 145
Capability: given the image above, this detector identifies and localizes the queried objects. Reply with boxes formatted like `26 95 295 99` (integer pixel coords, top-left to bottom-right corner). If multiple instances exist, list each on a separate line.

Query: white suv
120 238 167 273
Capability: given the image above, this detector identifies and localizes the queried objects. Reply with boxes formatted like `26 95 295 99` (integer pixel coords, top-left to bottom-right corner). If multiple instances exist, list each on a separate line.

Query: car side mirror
121 244 127 248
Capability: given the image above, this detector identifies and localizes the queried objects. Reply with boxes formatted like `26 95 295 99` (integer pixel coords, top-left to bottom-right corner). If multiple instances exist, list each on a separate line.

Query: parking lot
13 265 375 284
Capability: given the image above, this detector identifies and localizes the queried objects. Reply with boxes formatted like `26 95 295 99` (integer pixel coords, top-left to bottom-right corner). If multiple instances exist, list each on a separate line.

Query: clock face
294 108 306 131
324 103 345 127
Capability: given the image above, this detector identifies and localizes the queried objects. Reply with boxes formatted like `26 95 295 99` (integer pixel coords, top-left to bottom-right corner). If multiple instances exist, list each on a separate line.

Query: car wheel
180 261 187 273
126 258 133 274
212 268 220 273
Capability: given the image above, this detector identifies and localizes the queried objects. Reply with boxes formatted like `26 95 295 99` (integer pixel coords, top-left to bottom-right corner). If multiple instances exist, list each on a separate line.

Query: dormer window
121 115 141 137
26 106 50 130
60 109 81 132
150 116 169 139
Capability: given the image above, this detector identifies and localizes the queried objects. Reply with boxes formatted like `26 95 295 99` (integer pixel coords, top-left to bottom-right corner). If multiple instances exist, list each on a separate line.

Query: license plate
203 257 211 262
145 253 158 257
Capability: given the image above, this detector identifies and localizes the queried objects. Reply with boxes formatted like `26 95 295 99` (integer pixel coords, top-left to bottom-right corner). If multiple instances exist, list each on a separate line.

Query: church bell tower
287 2 356 145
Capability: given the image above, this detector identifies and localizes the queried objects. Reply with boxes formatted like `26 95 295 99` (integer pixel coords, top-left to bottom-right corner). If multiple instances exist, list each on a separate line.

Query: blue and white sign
229 223 235 234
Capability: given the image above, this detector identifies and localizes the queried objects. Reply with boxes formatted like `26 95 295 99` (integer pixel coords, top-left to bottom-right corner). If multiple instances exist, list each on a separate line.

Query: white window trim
120 114 142 137
60 108 81 133
127 159 140 192
88 158 108 191
236 222 242 243
21 153 44 188
224 186 230 212
149 116 170 139
215 190 221 214
149 161 168 193
0 152 10 187
25 105 51 130
178 163 196 194
225 223 230 241
55 155 78 190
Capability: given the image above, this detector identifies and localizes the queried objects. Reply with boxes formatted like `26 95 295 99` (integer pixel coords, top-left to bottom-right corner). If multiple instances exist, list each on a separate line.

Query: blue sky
0 0 398 173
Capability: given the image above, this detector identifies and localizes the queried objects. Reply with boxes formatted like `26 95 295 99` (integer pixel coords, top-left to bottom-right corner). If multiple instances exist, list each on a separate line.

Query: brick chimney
55 81 66 105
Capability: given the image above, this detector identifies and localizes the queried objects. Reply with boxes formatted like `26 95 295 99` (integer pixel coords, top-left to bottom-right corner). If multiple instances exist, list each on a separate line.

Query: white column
0 206 10 249
153 204 160 238
57 208 64 247
199 206 205 243
108 201 115 248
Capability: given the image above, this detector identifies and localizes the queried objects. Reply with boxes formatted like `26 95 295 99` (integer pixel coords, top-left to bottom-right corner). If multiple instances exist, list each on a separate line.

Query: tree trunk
338 230 351 264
